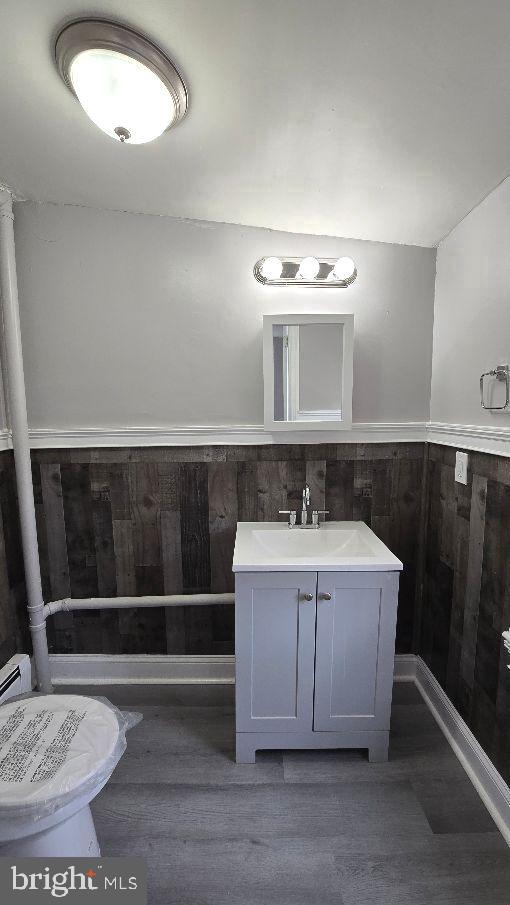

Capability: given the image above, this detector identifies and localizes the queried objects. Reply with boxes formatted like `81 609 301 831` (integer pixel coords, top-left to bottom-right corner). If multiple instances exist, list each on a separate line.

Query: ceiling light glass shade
330 256 357 283
297 256 320 280
55 19 188 144
260 256 283 280
69 49 175 143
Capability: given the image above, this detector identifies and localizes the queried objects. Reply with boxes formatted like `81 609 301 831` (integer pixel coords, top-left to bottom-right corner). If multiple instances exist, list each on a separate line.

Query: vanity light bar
254 256 357 288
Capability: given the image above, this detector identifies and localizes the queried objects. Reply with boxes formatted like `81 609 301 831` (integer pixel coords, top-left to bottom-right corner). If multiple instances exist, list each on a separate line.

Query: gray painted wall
13 201 436 432
431 175 510 426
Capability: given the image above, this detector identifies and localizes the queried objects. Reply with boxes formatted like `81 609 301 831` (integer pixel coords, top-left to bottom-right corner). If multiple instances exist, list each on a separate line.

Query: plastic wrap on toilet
0 694 141 822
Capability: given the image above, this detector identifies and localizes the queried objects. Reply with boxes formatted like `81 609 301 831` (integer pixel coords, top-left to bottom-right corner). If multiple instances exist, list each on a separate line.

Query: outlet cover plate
455 451 469 485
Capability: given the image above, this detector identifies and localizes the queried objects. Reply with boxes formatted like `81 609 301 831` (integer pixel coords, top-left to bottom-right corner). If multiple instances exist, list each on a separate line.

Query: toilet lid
0 695 120 810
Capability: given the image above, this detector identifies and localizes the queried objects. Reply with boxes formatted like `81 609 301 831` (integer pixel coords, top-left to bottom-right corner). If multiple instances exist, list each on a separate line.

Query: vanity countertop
232 520 403 573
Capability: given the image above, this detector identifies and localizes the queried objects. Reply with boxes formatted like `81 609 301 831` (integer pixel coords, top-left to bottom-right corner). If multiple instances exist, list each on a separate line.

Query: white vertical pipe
0 188 52 693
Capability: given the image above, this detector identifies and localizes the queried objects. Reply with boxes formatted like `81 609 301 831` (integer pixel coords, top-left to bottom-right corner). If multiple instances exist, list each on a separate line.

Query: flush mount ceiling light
254 256 357 287
55 19 188 144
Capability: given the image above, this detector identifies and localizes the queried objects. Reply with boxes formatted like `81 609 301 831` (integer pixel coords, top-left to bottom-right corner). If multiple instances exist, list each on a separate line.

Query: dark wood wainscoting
4 438 509 786
420 443 510 784
0 450 29 664
29 442 425 657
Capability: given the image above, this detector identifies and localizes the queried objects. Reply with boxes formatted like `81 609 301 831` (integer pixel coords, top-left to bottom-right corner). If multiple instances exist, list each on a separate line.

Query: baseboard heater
0 654 32 703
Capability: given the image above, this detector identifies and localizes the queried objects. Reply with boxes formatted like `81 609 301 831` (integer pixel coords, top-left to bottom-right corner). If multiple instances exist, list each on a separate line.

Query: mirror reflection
272 323 344 422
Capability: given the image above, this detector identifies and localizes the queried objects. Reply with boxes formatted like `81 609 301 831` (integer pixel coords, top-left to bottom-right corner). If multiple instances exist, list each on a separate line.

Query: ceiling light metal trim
55 18 188 131
254 257 358 287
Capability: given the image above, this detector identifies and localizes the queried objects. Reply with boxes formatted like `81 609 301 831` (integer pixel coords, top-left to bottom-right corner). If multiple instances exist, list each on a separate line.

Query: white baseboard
50 652 411 686
393 653 417 682
414 656 510 846
49 653 235 685
48 650 510 844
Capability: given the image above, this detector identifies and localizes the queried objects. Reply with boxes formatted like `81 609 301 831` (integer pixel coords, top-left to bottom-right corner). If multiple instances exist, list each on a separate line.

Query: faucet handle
312 510 329 526
279 510 297 527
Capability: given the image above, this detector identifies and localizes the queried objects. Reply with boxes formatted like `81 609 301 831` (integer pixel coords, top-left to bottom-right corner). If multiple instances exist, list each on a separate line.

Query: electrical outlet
455 451 468 485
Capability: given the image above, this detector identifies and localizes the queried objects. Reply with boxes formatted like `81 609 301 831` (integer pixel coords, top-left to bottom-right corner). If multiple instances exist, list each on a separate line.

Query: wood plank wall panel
3 441 509 786
26 442 425 659
40 463 74 653
420 444 510 784
0 451 29 664
159 463 184 653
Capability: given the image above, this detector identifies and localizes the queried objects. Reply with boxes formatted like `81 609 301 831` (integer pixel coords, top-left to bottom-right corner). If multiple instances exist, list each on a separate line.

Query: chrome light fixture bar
55 18 188 144
254 256 357 287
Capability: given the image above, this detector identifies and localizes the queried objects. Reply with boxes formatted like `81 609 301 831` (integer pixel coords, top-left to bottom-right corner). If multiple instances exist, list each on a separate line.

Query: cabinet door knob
320 592 332 601
302 593 314 601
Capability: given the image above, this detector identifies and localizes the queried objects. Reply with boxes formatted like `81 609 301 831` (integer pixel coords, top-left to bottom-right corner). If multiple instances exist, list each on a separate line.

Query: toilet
0 693 133 856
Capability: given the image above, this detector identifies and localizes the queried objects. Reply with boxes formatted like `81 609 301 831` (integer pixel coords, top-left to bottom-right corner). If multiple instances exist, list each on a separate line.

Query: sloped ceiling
2 0 510 246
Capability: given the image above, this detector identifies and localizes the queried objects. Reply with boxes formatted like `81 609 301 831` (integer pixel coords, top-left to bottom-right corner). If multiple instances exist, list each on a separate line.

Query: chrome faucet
301 483 311 525
279 483 329 529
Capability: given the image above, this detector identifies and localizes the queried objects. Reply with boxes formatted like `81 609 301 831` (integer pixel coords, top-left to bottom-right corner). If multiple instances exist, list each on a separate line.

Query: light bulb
331 256 356 282
297 256 320 280
260 257 283 280
69 48 176 144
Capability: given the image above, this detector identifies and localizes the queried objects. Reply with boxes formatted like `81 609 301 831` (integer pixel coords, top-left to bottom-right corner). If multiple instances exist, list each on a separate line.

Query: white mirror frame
263 313 354 432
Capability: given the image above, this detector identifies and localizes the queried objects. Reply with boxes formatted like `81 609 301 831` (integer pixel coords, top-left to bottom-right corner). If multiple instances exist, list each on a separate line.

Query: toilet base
0 805 100 857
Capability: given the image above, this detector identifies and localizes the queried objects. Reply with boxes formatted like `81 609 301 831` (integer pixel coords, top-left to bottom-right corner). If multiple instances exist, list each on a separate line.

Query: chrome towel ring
480 364 510 410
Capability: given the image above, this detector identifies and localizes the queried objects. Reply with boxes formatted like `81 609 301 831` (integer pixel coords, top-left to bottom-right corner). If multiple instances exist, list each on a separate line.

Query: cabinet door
235 572 317 732
313 571 399 732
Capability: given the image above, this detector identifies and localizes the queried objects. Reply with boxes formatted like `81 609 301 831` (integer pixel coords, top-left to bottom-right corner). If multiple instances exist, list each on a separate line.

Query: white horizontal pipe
44 593 235 618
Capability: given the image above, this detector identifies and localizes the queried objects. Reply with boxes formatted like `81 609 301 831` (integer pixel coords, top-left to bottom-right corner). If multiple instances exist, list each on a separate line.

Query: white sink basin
233 521 403 572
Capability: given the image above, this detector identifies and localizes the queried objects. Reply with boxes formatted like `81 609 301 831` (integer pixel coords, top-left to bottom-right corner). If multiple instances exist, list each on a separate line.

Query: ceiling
2 0 510 247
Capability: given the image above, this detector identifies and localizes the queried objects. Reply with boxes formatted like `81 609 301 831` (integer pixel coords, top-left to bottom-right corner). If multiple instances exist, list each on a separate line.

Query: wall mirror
263 314 354 431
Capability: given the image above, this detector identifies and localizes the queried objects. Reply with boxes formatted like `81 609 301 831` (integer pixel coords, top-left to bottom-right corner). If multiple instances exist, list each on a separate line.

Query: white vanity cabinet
234 569 400 764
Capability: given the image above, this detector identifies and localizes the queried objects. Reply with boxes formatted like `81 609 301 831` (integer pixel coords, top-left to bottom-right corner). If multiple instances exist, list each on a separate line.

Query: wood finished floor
57 682 510 905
